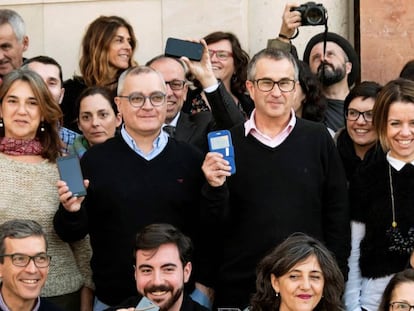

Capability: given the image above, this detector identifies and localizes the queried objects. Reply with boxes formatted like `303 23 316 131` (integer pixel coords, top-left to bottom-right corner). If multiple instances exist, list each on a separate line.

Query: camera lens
306 7 323 25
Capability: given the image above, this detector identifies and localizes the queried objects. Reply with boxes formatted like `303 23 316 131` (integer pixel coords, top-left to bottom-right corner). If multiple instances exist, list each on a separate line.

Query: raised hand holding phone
207 130 236 175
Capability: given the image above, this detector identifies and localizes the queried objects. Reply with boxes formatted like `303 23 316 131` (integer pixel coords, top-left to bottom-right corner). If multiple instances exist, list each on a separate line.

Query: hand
181 39 218 88
279 3 302 38
202 152 231 187
56 179 89 212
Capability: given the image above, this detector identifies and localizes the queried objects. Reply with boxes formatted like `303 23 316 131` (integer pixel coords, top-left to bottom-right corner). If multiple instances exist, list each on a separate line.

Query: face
108 26 133 72
0 80 42 140
0 23 28 77
246 57 297 124
115 72 166 138
78 93 121 146
271 255 324 311
135 243 191 311
149 58 188 124
308 42 351 86
389 282 414 311
27 61 64 104
346 97 377 150
207 39 235 84
386 101 414 162
0 236 48 309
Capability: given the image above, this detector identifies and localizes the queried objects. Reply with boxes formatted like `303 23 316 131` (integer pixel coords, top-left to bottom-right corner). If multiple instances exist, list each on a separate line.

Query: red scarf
0 137 43 155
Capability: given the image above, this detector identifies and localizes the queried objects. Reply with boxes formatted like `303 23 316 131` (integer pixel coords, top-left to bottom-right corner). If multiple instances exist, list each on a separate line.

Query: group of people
0 2 414 311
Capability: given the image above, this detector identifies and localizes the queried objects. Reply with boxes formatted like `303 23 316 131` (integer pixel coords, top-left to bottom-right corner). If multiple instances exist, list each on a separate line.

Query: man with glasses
201 48 350 309
54 66 209 311
146 50 244 153
0 219 61 311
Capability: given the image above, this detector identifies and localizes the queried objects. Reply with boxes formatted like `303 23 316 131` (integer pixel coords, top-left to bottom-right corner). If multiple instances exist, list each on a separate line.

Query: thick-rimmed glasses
118 92 166 108
165 80 186 91
208 49 233 60
252 78 296 92
390 302 414 311
0 253 51 268
345 108 373 122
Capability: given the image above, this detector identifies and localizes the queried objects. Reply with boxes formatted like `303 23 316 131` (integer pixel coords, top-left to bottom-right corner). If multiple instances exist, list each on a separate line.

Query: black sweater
202 119 350 309
54 136 205 306
350 156 414 278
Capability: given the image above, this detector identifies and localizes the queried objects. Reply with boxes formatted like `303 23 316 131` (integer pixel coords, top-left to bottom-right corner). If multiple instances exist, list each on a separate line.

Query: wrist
278 33 291 43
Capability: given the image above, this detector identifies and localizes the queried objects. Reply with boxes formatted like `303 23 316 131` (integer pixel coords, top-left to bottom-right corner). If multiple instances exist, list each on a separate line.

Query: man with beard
302 32 360 132
104 223 208 311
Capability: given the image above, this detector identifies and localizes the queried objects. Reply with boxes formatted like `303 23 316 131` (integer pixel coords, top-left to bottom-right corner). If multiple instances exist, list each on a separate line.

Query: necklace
386 164 414 254
388 164 397 228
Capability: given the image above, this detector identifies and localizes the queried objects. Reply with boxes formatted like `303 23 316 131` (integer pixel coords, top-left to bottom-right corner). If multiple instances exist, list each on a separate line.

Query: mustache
317 61 334 73
144 285 172 294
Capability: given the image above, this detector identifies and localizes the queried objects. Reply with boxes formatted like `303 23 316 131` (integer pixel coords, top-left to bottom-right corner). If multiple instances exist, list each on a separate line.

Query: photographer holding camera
268 2 360 132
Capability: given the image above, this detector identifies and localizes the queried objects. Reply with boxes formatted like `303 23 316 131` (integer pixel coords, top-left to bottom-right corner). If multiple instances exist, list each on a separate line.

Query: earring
40 121 45 132
275 292 279 297
0 118 3 128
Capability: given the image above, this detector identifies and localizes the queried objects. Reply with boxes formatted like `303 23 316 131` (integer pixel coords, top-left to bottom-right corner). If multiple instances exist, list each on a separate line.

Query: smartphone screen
57 155 86 197
165 37 203 61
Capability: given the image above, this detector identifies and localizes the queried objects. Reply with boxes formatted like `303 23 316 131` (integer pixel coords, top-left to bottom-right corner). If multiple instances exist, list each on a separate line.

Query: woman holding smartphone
0 69 93 311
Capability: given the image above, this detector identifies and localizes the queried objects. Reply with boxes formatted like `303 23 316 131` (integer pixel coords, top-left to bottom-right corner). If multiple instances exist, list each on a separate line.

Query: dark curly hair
296 60 327 122
250 233 344 311
204 31 250 94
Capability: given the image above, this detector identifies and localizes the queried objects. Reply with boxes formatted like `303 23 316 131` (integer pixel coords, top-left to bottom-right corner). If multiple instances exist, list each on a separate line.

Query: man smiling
0 219 61 311
105 223 208 311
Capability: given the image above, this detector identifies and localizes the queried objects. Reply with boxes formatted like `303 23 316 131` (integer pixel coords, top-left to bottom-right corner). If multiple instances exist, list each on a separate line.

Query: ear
270 273 280 293
345 61 352 75
0 262 3 278
183 262 192 283
22 35 29 52
245 80 255 101
114 97 122 113
115 113 122 127
58 88 65 105
182 83 188 101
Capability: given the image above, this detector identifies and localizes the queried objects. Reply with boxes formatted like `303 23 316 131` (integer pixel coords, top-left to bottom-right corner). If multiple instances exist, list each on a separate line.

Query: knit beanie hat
303 32 360 87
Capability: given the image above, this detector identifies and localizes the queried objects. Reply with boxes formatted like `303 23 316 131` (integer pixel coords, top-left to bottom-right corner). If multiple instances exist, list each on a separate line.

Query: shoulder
81 136 125 160
167 139 204 162
39 298 65 311
184 111 212 125
181 295 210 311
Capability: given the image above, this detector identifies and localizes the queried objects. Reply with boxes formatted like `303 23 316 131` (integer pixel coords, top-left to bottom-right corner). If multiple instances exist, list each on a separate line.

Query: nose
141 97 153 110
17 102 28 114
355 113 367 124
400 123 411 136
152 270 163 285
270 84 282 97
91 115 100 127
300 276 311 290
24 258 38 273
165 83 174 97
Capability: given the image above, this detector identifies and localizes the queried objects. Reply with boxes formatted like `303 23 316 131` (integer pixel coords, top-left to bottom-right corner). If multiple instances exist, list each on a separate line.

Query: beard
144 284 184 311
317 62 346 86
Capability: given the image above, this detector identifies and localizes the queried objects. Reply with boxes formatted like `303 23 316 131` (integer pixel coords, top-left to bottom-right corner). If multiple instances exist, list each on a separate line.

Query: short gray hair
247 48 299 81
117 66 166 95
0 219 47 262
0 9 26 42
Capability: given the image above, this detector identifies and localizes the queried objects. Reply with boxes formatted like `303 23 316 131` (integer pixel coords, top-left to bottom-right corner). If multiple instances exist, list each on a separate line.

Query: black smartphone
57 155 87 197
207 130 236 175
165 37 203 61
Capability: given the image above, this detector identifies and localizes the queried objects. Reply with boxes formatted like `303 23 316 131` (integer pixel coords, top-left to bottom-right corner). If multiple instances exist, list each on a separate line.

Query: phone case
165 37 203 61
207 130 236 175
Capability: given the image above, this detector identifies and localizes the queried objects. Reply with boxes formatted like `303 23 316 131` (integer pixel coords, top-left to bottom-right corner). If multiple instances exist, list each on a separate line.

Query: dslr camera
291 2 327 26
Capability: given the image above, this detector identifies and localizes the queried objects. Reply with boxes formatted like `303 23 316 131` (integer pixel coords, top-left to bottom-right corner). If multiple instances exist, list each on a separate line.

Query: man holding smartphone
146 39 245 153
54 66 211 311
201 48 350 309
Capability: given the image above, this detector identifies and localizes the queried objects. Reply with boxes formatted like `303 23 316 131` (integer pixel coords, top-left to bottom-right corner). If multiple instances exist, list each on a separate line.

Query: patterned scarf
0 137 43 155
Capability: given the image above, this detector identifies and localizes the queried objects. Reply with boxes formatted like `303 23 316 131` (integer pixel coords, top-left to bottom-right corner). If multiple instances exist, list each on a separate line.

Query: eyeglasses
252 78 296 93
208 49 233 60
165 80 186 91
345 108 373 122
0 253 51 268
118 92 166 108
390 302 414 311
